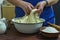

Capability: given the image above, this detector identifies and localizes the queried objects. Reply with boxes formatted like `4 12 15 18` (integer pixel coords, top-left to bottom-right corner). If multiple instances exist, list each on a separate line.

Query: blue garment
15 0 55 26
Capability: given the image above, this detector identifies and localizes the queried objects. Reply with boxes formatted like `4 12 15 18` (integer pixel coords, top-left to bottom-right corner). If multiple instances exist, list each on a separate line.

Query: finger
24 9 28 15
27 5 32 11
35 4 40 15
35 3 40 9
37 5 41 12
27 5 34 15
24 6 29 15
30 4 34 9
37 8 43 15
36 5 43 15
26 5 31 15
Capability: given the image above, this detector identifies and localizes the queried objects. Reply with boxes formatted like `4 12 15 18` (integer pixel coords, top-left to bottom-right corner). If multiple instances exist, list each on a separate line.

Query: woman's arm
45 0 59 6
7 0 34 15
35 0 59 15
7 0 23 7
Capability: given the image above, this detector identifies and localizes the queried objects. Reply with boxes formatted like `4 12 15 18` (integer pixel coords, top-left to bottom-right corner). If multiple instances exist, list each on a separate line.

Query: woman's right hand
19 1 34 15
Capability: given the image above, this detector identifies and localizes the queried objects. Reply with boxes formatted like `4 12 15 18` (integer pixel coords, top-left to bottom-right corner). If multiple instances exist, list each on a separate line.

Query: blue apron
15 0 55 26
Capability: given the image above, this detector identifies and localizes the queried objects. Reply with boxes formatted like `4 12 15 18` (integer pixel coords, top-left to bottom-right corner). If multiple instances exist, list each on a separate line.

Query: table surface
0 23 60 40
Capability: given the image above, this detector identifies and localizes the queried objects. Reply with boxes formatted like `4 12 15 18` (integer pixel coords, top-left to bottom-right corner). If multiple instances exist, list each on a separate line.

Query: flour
42 27 59 33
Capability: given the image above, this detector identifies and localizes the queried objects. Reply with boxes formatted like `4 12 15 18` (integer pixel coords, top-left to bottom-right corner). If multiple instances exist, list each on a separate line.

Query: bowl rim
11 18 45 25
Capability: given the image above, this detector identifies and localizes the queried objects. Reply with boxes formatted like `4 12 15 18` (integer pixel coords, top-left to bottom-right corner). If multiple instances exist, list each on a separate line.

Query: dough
15 9 43 23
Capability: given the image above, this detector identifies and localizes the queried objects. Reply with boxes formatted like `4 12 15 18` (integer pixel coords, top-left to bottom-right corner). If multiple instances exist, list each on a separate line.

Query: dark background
53 0 60 25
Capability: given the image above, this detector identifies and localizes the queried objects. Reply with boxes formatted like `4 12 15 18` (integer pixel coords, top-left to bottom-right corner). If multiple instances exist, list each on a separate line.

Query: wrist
43 0 49 6
41 1 47 7
19 1 24 4
19 1 25 7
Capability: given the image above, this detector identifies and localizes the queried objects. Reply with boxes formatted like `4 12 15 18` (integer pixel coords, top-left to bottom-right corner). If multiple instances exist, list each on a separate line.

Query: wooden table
0 22 60 40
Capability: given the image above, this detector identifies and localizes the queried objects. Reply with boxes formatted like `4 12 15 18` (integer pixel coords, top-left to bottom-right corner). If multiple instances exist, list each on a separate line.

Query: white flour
42 27 59 33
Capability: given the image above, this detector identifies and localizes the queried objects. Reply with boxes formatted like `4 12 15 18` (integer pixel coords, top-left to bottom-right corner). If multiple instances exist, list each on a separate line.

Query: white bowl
12 18 45 33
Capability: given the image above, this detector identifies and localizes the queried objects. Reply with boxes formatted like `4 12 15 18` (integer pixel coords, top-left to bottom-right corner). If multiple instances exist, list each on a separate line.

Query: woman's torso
15 0 55 25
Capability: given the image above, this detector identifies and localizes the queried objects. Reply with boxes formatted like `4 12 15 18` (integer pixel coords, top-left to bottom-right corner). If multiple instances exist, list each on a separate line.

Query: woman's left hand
35 1 46 15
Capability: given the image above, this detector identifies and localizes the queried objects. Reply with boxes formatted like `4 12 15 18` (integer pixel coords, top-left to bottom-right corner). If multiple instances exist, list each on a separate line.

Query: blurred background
0 0 60 25
53 0 60 25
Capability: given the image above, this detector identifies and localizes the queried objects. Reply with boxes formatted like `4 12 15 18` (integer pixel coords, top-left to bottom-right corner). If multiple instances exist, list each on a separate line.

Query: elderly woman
8 0 58 26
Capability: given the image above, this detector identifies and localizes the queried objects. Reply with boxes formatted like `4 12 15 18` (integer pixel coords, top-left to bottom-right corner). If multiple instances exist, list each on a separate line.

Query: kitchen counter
0 22 60 40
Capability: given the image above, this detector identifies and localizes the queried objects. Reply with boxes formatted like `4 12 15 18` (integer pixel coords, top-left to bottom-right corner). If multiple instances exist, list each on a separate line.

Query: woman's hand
35 1 46 15
19 1 34 15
